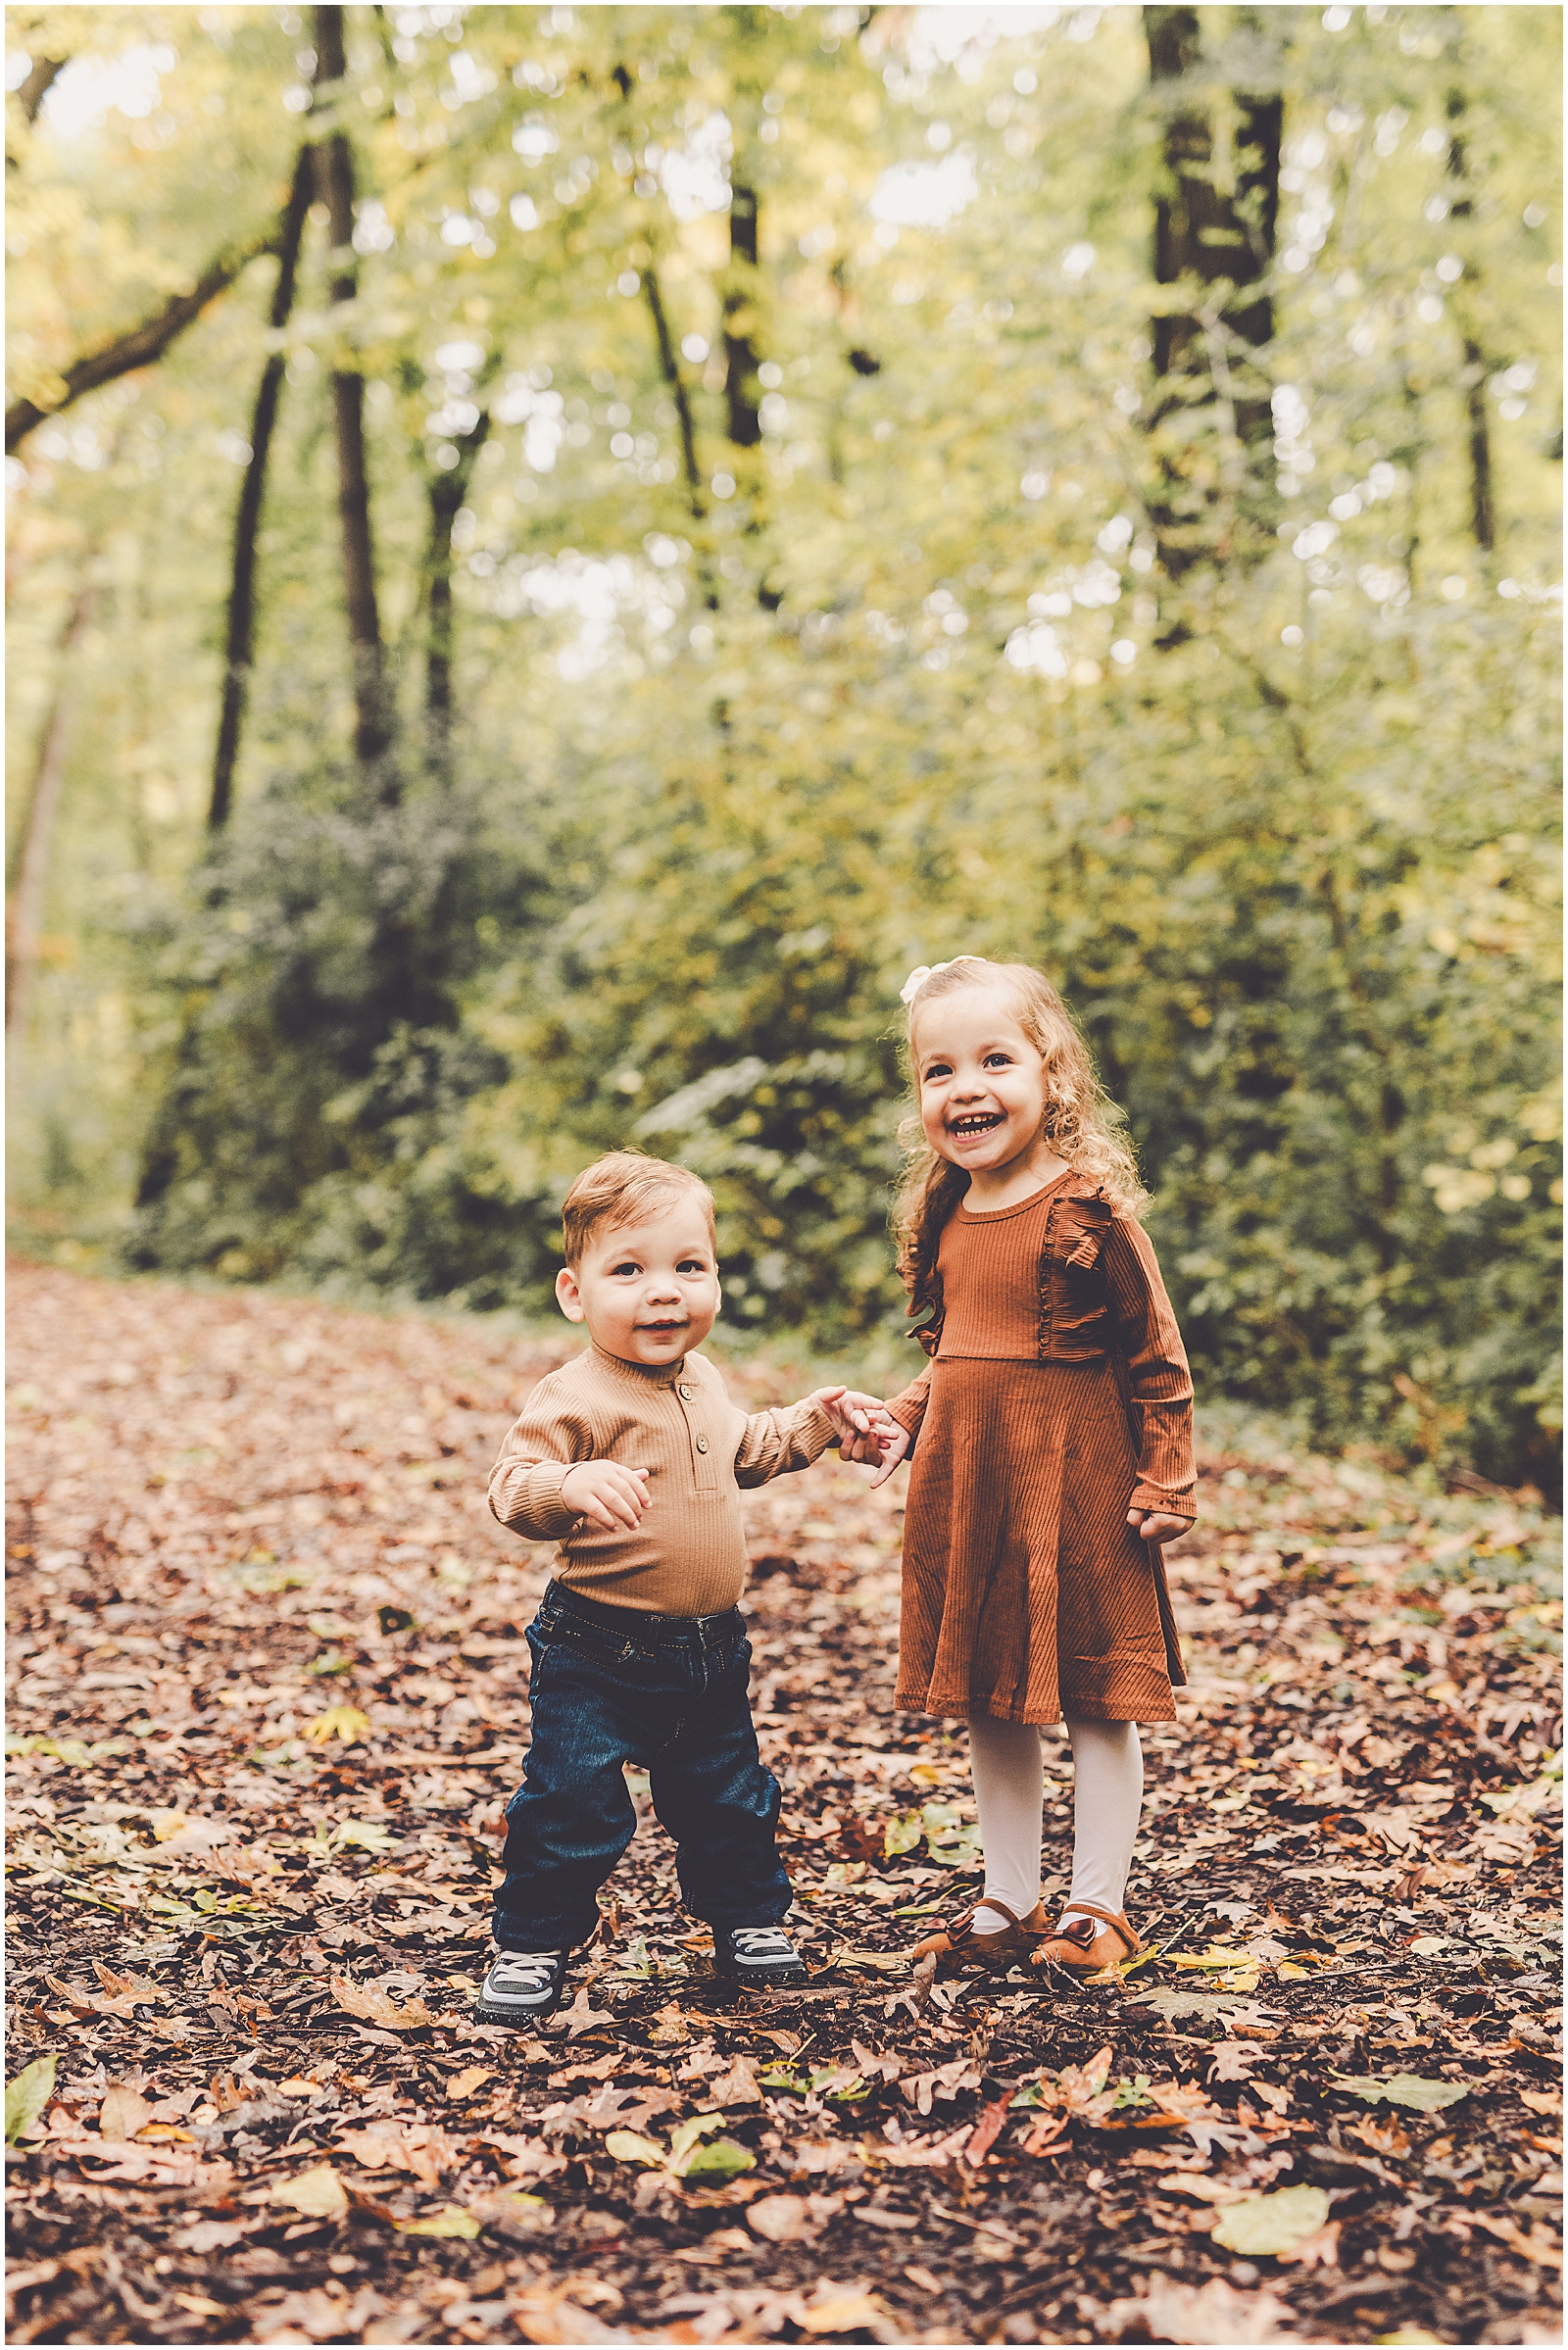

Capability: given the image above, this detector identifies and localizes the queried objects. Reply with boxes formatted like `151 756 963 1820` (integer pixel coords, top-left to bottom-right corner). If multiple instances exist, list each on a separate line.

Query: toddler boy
479 1151 893 2023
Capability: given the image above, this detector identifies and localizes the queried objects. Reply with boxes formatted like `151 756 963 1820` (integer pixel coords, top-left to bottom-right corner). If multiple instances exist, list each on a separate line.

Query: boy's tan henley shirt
487 1345 838 1617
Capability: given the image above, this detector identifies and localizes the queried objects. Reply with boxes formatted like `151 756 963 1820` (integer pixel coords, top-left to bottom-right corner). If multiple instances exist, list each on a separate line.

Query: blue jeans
492 1580 793 1950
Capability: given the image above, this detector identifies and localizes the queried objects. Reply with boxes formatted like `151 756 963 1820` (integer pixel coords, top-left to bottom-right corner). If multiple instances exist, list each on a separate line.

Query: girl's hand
562 1460 650 1532
1126 1504 1191 1545
866 1420 911 1491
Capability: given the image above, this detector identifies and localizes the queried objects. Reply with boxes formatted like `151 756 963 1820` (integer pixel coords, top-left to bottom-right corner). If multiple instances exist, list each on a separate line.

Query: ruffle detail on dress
1055 1191 1116 1270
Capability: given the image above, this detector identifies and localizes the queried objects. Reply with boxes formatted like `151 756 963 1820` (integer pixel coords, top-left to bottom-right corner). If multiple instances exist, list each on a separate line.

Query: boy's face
555 1201 720 1367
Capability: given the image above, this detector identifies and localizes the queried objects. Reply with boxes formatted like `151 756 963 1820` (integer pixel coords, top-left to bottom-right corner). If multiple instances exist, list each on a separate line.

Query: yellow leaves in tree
304 1704 371 1747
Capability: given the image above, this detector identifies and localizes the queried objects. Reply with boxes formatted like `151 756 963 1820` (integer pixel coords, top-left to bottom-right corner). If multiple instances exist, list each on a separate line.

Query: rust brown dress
885 1171 1196 1727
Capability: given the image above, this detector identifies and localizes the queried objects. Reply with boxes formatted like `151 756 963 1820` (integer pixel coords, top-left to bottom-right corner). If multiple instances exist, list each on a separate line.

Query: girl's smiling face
913 983 1055 1182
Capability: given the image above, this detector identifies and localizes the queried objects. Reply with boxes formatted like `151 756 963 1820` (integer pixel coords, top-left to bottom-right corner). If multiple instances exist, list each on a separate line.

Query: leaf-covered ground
5 1261 1562 2348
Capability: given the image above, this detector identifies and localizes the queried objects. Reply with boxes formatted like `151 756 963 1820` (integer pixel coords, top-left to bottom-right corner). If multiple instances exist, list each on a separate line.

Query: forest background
5 0 1562 1492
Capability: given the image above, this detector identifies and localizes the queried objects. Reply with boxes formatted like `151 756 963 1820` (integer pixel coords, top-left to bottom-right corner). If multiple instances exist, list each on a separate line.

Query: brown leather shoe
909 1898 1050 1975
1030 1901 1143 1976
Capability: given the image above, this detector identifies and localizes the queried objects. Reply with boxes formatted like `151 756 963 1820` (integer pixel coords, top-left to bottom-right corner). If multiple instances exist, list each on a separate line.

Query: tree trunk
424 412 489 777
641 265 706 520
314 3 393 792
1144 4 1283 574
1445 89 1496 554
6 568 97 1034
723 183 763 451
208 144 314 831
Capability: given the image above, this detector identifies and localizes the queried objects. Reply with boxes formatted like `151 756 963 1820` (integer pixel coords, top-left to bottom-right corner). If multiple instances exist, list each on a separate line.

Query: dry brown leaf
330 1975 434 2031
709 2053 763 2106
1106 2276 1299 2343
269 2164 350 2220
97 2084 153 2142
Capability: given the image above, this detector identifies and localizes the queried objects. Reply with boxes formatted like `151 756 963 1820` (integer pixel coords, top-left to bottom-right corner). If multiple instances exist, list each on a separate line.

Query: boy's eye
610 1260 640 1278
677 1258 707 1275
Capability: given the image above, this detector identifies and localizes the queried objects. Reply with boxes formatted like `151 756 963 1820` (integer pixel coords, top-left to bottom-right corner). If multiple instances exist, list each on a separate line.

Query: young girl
865 956 1197 1976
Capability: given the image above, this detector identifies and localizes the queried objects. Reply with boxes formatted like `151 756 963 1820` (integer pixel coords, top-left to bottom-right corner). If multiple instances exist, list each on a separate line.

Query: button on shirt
488 1345 838 1617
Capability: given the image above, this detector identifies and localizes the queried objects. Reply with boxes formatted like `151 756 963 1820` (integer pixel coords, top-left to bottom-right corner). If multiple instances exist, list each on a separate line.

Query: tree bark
1445 90 1495 554
6 567 97 1034
6 226 282 453
723 183 763 451
424 411 489 776
208 144 314 832
314 4 393 791
641 265 706 520
1144 4 1283 574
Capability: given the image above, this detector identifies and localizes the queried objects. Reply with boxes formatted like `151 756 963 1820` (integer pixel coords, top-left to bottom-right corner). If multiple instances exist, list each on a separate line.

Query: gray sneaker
712 1925 809 1987
476 1947 570 2025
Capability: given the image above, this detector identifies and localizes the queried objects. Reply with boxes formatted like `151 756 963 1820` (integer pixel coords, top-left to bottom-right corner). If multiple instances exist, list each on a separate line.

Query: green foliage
6 5 1560 1485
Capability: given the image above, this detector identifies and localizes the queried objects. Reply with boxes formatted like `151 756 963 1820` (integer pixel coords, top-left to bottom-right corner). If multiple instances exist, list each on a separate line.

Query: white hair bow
899 956 984 1006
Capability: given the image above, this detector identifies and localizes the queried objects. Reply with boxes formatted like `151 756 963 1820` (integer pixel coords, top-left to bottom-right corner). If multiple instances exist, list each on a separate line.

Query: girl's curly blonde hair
892 957 1146 1303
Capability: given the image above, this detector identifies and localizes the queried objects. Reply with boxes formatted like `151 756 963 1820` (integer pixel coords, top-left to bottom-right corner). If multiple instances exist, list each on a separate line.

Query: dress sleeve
883 1367 932 1451
733 1396 839 1489
487 1383 593 1539
1102 1219 1198 1521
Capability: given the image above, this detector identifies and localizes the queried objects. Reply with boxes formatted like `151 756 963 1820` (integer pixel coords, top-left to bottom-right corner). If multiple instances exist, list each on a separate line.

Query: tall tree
423 412 490 779
314 3 393 792
6 560 98 1034
1444 83 1496 554
207 144 314 831
1143 4 1284 573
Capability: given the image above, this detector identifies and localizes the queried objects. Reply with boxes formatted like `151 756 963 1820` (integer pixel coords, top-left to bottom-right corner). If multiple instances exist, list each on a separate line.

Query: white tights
967 1713 1144 1934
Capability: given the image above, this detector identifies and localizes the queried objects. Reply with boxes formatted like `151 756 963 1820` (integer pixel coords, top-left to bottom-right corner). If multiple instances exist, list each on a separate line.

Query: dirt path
5 1261 1561 2346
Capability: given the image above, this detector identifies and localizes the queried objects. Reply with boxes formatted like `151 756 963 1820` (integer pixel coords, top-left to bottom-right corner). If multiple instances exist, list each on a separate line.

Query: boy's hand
562 1460 650 1532
1127 1504 1191 1544
813 1387 896 1457
812 1388 910 1490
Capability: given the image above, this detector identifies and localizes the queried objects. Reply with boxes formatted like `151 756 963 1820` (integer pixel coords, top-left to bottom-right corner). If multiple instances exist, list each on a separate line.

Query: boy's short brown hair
560 1151 717 1268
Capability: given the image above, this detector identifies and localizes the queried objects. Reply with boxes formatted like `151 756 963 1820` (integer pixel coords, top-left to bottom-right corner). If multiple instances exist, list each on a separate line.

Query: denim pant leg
649 1636 793 1932
492 1620 640 1950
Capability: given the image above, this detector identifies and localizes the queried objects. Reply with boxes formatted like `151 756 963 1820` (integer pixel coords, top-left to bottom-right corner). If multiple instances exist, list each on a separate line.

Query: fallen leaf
5 2053 55 2145
1471 2214 1564 2270
800 2287 892 2335
397 2203 481 2238
331 1974 434 2031
1333 2073 1469 2113
270 2164 350 2220
1210 2183 1332 2258
304 1705 371 1747
445 2066 495 2100
1106 2276 1299 2343
98 2083 153 2142
709 2054 762 2106
748 2194 817 2243
1520 2089 1562 2116
1348 2113 1412 2158
604 2130 668 2169
172 2292 228 2318
1208 2041 1261 2082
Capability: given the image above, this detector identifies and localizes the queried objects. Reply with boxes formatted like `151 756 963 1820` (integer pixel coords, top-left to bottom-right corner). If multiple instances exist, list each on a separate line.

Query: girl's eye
922 1062 952 1082
983 1053 1013 1068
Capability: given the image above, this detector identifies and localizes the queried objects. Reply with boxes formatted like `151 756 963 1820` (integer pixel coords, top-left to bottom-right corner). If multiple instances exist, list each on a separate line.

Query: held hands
814 1387 910 1491
1127 1504 1190 1544
561 1459 650 1533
